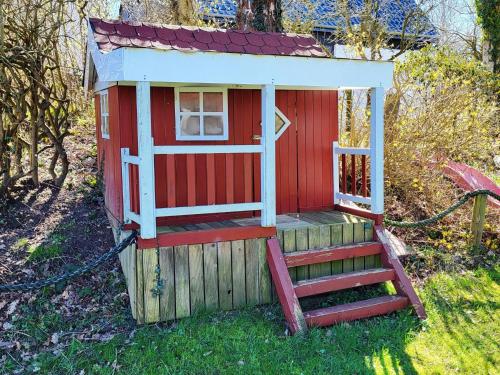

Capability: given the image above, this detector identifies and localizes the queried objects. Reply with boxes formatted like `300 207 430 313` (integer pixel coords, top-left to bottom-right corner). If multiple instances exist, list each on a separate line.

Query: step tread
284 241 382 268
294 268 396 298
303 295 409 326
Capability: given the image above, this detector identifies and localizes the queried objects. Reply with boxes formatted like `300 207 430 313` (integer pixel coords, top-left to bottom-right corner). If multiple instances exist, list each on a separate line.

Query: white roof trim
86 33 394 90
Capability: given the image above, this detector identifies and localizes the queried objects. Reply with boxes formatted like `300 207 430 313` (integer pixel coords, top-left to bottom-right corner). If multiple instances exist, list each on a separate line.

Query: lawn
4 266 497 374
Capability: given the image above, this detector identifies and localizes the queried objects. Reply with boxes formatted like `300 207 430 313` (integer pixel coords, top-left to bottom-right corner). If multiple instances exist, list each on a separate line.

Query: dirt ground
0 126 135 370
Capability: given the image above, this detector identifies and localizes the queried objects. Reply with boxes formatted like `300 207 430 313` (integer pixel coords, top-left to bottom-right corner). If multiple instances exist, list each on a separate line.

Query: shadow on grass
28 284 423 374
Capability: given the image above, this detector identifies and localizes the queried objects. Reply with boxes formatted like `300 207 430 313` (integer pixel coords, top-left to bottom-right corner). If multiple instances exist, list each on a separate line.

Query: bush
383 46 499 256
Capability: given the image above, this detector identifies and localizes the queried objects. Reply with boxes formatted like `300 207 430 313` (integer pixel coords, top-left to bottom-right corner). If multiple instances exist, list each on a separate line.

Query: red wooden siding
98 87 338 229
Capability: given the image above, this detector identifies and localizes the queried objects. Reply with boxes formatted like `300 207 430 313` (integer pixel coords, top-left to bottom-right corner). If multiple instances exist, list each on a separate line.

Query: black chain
384 189 500 228
0 231 137 293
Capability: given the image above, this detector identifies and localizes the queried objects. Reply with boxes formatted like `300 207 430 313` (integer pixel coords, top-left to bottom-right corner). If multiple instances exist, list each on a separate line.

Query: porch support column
136 81 157 239
261 84 276 227
370 86 384 214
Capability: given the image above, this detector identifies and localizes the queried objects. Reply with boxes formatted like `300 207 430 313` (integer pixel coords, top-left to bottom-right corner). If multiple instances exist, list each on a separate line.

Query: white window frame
174 87 229 141
100 90 110 139
274 106 291 140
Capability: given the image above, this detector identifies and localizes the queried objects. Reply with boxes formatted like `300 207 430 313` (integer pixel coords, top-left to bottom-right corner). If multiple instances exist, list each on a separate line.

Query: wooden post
333 142 340 204
261 84 276 227
136 81 156 239
370 87 384 214
470 194 487 248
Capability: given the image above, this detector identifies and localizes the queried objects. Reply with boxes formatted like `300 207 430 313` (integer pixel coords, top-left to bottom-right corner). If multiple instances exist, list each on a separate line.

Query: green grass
5 267 500 374
27 243 63 262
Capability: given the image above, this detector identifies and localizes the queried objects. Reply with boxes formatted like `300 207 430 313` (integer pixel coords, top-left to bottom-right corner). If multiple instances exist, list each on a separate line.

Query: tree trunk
236 0 282 32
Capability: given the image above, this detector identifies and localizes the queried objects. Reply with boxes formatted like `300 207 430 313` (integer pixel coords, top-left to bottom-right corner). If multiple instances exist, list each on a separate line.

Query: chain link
384 189 500 228
0 231 137 293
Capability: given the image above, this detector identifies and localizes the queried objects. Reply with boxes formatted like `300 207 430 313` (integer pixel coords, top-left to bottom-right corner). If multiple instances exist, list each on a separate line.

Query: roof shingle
89 18 329 58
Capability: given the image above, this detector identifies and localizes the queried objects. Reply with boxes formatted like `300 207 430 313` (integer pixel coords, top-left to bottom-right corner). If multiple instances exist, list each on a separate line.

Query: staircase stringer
266 237 308 335
374 225 427 319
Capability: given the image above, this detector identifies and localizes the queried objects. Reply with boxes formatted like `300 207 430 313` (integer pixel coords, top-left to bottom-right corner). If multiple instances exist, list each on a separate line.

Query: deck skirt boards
118 210 379 323
129 237 272 323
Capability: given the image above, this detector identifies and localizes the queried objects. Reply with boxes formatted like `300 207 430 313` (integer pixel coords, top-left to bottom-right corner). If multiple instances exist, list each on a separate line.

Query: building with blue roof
198 0 437 53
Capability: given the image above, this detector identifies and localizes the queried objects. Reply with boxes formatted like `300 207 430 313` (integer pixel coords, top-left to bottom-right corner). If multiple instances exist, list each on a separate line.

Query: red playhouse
84 18 425 334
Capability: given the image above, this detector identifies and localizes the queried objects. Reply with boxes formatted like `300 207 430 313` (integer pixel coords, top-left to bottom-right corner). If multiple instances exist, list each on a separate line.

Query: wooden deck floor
157 210 371 234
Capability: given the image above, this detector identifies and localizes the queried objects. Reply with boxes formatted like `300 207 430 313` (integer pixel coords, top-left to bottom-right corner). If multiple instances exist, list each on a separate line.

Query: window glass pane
102 116 109 136
204 116 224 135
203 92 223 112
179 92 200 112
275 113 286 133
180 115 200 136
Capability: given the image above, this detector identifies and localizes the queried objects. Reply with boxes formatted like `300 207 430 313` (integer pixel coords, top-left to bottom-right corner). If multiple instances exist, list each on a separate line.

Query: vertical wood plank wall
120 218 379 323
98 87 339 228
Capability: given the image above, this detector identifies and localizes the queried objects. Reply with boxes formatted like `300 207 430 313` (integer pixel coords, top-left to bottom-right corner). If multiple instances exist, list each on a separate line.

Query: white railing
333 87 384 214
333 142 372 206
121 144 265 227
333 142 382 211
121 148 141 225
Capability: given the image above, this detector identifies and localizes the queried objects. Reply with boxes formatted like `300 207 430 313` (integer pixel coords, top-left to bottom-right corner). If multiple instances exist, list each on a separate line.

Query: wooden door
273 90 338 215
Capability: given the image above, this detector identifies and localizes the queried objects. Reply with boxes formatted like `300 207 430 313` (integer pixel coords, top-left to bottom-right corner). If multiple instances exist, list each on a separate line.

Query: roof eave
118 47 393 89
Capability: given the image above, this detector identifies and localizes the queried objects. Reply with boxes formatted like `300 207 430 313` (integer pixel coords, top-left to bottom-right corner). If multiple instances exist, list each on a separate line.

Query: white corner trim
370 87 385 214
333 141 340 205
261 84 276 227
85 27 124 89
136 82 156 239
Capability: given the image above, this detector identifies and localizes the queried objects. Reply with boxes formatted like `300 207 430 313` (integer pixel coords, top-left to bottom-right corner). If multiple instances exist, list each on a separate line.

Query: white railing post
121 148 131 224
370 87 384 214
261 84 276 227
333 141 340 205
136 81 156 238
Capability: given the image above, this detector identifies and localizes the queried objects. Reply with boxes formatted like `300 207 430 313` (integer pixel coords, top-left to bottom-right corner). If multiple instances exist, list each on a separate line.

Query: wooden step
294 268 396 298
303 295 409 327
284 242 382 268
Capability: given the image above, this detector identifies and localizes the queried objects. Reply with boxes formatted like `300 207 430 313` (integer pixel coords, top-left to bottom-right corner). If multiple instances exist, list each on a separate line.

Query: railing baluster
341 154 347 193
361 155 367 197
351 154 356 196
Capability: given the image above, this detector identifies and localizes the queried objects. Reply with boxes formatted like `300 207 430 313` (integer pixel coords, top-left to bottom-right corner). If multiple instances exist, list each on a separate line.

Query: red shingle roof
89 18 329 58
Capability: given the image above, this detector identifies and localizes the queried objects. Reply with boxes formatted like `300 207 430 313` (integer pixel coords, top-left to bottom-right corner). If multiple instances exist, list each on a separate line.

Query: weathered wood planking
258 238 272 304
231 240 246 308
218 242 233 310
203 243 219 311
283 230 297 282
174 245 190 318
245 238 260 306
120 211 376 324
159 246 175 321
135 249 145 324
142 248 160 323
295 227 309 281
188 244 204 314
331 224 343 274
